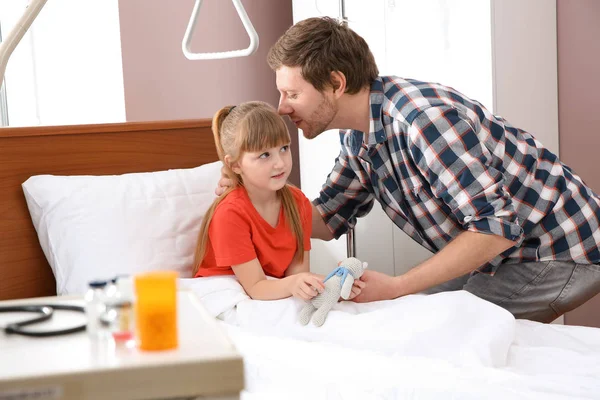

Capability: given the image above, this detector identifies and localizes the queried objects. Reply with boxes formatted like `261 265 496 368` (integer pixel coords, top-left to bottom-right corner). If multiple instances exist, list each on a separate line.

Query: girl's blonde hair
193 101 305 275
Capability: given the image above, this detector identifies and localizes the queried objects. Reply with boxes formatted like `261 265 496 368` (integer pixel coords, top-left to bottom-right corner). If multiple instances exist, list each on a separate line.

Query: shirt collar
366 77 387 146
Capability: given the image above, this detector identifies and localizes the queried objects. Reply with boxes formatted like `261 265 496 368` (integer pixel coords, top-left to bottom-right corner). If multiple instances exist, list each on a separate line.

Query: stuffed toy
299 257 368 327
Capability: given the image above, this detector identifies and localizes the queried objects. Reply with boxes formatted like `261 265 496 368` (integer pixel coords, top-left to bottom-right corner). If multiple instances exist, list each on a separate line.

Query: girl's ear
225 155 242 175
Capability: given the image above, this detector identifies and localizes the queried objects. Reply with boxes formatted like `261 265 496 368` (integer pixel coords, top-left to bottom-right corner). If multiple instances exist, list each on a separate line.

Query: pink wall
557 0 600 327
117 0 299 185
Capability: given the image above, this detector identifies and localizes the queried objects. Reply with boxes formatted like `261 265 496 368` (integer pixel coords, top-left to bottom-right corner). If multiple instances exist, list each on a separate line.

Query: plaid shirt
314 76 600 273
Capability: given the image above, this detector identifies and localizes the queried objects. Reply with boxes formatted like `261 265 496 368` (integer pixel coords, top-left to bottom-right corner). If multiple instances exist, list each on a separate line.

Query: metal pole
0 0 48 86
339 0 353 257
346 227 356 258
339 0 347 26
0 24 9 127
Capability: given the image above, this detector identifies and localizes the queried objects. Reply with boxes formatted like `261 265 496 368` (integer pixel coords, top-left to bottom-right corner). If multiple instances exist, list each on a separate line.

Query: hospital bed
0 120 245 399
0 119 600 399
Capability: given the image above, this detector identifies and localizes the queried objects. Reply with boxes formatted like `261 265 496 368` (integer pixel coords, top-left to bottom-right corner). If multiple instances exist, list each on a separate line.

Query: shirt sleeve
209 204 257 266
313 135 375 239
408 106 524 244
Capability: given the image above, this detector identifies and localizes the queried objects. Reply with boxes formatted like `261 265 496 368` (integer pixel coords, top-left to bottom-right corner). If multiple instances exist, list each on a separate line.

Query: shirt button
464 216 473 223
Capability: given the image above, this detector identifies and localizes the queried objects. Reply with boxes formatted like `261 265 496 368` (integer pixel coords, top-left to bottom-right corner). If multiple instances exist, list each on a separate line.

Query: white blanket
181 277 600 399
224 322 600 400
180 276 516 368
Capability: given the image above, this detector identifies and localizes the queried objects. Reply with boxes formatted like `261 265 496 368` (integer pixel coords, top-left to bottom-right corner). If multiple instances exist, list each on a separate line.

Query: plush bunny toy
299 257 368 327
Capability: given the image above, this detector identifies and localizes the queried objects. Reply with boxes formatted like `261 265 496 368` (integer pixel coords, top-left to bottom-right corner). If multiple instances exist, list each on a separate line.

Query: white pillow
22 161 223 295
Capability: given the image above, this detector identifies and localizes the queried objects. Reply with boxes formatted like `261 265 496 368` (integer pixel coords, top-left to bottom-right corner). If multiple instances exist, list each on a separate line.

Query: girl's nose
273 153 285 168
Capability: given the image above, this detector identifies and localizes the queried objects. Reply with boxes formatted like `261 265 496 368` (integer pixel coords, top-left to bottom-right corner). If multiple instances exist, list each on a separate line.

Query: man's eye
289 94 298 100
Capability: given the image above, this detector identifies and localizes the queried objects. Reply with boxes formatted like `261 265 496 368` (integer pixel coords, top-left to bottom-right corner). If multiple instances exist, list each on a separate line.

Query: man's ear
224 155 241 175
330 71 347 99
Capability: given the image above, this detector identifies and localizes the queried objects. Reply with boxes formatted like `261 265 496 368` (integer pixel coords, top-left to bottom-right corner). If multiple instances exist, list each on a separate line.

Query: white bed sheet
181 277 600 399
227 323 600 400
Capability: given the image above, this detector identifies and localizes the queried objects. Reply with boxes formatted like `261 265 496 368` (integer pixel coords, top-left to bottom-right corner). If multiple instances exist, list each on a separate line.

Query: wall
118 0 299 184
492 0 559 155
557 0 600 328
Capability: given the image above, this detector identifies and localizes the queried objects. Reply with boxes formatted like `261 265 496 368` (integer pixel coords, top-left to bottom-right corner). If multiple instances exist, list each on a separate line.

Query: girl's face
232 142 292 194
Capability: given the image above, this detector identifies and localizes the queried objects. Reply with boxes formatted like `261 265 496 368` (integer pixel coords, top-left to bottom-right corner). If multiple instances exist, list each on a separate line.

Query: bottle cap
88 280 107 288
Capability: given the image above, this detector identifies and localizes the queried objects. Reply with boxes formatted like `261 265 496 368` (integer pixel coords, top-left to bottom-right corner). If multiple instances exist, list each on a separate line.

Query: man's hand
215 166 233 196
351 270 399 303
346 279 366 300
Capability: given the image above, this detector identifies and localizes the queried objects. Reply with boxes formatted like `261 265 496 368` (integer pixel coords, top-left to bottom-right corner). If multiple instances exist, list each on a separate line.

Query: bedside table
0 291 244 400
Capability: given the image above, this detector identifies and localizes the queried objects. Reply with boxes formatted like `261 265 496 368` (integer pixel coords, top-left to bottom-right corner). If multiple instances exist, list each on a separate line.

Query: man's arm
311 202 334 241
354 230 516 302
395 230 515 296
311 141 375 241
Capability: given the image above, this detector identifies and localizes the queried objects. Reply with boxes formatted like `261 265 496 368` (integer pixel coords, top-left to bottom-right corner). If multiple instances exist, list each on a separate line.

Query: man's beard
302 95 337 139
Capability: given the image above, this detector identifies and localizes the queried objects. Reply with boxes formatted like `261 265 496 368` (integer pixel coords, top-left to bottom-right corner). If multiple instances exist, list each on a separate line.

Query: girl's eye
259 152 270 159
280 145 289 152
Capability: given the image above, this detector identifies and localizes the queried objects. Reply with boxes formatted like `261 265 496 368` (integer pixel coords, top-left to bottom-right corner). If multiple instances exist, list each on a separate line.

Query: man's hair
267 17 379 95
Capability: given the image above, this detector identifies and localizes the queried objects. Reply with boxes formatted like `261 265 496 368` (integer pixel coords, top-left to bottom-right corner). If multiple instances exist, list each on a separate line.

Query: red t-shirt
195 186 312 278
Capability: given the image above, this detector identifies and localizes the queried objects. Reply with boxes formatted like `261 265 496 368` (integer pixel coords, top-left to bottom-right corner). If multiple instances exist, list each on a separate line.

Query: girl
193 101 324 301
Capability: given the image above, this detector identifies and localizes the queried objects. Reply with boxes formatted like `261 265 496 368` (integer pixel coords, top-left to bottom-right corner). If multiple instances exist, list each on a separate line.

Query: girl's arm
285 251 330 286
232 256 323 301
284 251 310 276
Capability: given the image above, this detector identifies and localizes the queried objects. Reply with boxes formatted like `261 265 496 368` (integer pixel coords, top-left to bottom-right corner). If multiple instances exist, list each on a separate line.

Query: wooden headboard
0 119 218 300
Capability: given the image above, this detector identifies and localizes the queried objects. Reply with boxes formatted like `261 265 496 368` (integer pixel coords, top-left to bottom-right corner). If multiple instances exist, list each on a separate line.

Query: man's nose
278 98 292 115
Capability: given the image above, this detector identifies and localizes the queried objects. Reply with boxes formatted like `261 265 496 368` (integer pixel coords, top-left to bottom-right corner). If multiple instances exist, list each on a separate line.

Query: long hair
193 102 304 275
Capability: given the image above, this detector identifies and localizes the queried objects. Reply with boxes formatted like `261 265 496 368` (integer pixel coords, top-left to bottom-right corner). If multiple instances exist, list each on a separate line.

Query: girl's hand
288 272 325 300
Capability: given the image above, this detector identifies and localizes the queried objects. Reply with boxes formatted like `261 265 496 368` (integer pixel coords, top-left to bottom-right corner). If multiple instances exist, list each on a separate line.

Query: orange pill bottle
134 271 178 351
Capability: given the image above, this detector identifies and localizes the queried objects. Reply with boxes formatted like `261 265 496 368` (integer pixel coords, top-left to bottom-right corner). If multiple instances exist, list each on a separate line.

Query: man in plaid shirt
262 17 600 323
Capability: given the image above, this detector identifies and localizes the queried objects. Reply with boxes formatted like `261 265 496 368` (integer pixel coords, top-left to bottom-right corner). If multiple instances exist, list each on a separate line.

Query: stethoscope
0 304 86 337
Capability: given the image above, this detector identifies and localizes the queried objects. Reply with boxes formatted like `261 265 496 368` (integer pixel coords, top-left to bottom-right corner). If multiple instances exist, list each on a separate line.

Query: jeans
423 260 600 323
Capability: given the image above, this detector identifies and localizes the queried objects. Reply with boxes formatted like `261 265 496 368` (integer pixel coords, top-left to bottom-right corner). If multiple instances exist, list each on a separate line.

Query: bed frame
0 119 218 300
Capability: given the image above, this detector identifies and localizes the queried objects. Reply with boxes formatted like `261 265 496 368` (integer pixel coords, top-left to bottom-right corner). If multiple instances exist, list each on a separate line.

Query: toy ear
362 262 368 269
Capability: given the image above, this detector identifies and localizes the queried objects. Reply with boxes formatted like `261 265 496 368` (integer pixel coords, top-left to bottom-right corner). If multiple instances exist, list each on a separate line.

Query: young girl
193 101 325 301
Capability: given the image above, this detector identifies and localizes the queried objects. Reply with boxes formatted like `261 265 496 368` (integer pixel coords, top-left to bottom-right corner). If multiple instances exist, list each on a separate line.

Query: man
221 17 600 323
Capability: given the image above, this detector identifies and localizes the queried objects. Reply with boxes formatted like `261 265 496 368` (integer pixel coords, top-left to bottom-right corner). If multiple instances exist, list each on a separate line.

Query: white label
0 386 63 400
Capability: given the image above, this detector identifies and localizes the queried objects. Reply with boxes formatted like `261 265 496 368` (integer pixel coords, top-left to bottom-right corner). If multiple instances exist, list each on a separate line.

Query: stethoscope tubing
0 304 86 337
